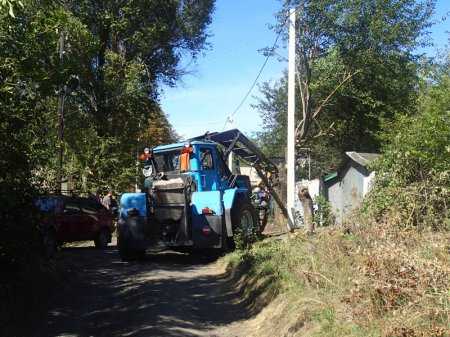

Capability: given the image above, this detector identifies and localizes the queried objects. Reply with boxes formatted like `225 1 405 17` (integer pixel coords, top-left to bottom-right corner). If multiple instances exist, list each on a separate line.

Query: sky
160 0 450 140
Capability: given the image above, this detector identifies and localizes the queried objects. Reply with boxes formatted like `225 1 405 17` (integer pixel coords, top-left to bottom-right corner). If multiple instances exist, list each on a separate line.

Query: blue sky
161 0 450 140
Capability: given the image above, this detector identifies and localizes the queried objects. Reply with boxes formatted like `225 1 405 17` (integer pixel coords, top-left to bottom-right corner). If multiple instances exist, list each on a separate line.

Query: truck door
215 148 232 190
198 147 220 191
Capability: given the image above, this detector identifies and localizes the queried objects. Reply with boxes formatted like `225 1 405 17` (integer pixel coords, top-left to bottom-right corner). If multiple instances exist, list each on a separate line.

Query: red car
37 196 115 256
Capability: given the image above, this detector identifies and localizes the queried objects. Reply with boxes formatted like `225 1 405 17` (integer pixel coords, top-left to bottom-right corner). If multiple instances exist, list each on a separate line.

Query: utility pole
57 30 65 194
286 8 296 231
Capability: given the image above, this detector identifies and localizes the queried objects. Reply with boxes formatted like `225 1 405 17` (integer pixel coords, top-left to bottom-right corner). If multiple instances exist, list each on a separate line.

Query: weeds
314 195 335 227
225 224 449 337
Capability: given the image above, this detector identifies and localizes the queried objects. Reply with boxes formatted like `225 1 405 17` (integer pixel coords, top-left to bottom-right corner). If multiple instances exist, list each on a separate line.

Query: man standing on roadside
102 190 115 211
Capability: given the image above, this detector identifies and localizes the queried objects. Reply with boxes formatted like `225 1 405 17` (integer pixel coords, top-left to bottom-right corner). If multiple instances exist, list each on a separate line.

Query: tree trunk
298 186 315 234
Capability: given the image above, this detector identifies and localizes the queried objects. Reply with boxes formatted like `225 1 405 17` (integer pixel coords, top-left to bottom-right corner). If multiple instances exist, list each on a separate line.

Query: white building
323 152 379 224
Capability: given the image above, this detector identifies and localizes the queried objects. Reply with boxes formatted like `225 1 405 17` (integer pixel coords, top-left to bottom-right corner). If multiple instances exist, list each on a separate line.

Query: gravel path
34 242 248 337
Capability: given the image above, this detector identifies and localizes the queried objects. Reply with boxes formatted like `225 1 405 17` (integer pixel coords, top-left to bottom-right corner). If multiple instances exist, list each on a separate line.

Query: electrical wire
222 10 293 131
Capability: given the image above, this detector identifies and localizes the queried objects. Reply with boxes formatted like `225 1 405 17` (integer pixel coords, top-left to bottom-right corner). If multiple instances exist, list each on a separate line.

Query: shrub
362 74 450 230
314 194 335 227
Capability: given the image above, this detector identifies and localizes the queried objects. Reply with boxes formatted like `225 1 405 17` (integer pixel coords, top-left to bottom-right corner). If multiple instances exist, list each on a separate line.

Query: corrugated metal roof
345 152 380 167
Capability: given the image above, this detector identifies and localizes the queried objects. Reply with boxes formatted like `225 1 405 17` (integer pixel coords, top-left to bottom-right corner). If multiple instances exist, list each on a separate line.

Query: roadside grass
224 224 450 337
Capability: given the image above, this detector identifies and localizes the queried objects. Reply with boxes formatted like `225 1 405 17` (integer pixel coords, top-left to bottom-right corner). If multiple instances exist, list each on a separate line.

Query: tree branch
312 70 361 120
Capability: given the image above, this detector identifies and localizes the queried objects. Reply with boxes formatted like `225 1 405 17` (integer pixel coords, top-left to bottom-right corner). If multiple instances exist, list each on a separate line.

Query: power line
222 11 292 131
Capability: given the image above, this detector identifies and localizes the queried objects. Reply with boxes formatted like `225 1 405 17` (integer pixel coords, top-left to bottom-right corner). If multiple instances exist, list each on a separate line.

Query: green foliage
1 0 214 193
376 75 450 185
256 0 435 176
363 72 450 230
233 225 261 251
0 0 23 17
314 195 335 227
253 75 288 156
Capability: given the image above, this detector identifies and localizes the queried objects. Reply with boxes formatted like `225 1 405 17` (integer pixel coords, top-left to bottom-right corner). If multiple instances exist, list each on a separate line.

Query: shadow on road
32 245 250 337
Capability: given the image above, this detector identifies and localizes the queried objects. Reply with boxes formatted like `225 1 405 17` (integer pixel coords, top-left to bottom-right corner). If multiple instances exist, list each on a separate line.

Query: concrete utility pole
286 8 296 231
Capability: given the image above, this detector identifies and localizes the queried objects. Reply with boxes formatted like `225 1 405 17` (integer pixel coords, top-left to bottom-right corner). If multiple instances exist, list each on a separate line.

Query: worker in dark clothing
88 190 102 204
102 191 117 211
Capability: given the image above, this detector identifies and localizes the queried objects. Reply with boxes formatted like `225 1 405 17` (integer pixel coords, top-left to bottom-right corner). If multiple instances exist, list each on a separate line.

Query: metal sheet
191 191 223 216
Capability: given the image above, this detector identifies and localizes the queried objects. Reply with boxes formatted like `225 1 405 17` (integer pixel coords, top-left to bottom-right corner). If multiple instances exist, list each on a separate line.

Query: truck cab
117 139 255 260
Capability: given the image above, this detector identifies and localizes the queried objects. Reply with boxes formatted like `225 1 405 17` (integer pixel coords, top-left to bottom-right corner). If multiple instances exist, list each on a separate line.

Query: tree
58 0 215 191
1 0 215 193
256 0 436 177
67 0 214 135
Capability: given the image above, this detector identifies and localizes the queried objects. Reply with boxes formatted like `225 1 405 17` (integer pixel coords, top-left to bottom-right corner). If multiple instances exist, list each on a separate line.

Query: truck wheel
117 232 145 261
233 203 258 248
95 229 110 249
117 234 132 261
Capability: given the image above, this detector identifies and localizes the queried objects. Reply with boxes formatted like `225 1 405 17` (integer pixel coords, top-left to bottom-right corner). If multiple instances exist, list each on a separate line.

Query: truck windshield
153 150 181 173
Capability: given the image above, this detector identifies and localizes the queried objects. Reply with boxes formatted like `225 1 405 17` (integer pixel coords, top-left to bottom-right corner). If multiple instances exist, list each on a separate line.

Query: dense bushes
362 74 450 230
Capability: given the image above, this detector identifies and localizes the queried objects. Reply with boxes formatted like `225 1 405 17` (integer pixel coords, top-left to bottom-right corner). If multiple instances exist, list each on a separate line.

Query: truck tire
94 229 110 249
232 202 258 248
117 230 145 261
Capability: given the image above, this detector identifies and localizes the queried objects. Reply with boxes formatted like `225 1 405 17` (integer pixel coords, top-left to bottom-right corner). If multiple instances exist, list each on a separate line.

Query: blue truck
117 129 288 260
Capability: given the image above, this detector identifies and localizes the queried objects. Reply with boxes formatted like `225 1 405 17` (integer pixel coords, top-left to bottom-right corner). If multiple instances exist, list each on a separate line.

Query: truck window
216 148 231 179
153 150 181 173
199 148 214 170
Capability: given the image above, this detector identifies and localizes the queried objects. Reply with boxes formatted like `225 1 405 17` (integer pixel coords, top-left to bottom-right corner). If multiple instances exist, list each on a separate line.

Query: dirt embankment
224 228 450 337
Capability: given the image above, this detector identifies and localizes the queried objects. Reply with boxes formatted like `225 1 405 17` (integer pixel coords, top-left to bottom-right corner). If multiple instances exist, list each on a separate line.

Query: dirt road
34 243 248 337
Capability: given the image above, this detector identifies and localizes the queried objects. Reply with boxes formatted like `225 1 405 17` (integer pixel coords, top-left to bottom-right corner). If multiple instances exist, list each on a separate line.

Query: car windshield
153 150 181 173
